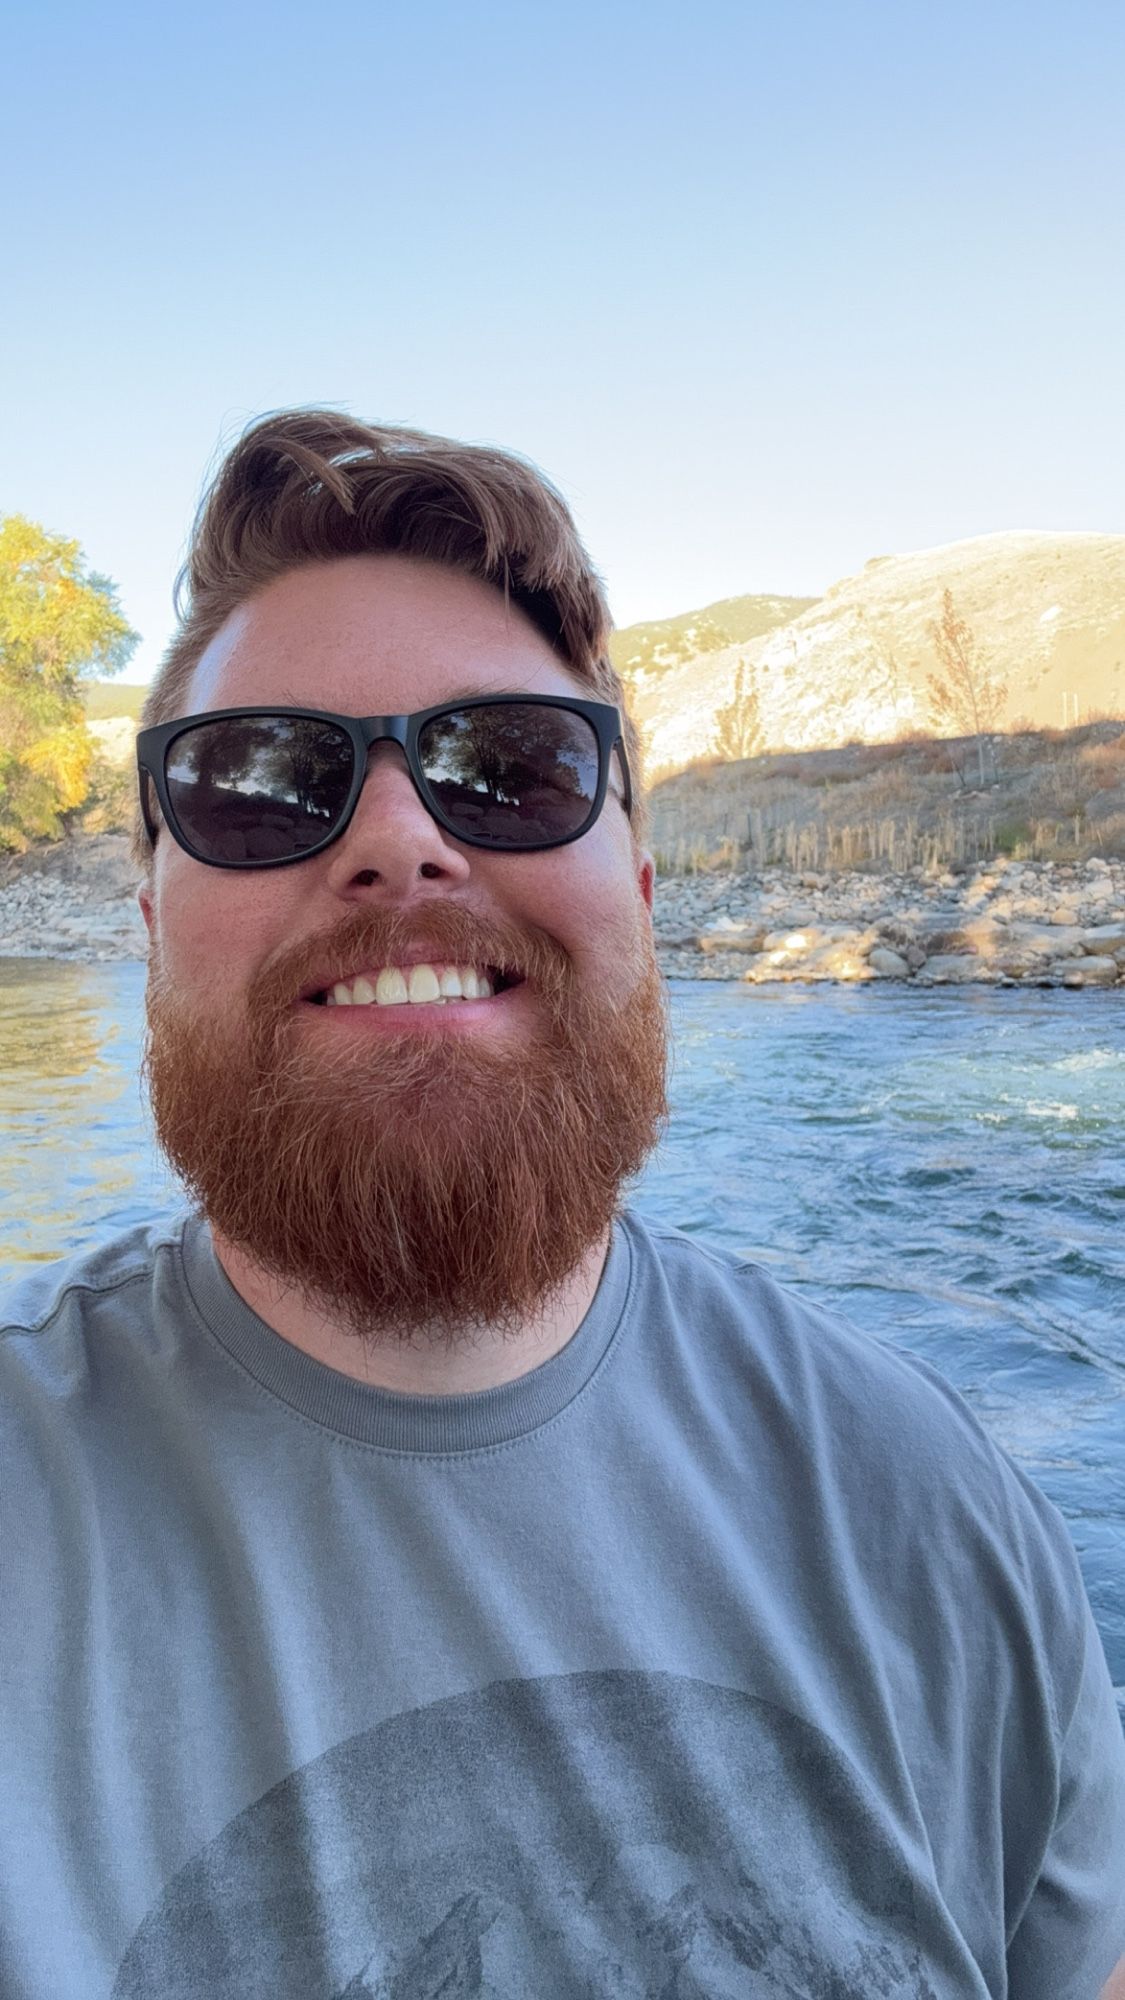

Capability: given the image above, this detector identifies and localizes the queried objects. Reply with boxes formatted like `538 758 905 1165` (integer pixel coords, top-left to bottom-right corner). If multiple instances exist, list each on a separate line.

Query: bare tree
712 660 764 762
926 588 1008 787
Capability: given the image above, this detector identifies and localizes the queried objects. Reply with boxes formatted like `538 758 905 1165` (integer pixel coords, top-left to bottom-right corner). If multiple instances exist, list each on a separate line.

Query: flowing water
2 958 1123 1713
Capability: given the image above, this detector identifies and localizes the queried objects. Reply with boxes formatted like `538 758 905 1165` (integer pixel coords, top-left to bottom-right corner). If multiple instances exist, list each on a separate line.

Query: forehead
187 555 585 715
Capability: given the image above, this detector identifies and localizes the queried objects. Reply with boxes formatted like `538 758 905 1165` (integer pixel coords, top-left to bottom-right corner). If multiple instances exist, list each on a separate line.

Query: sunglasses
136 695 634 868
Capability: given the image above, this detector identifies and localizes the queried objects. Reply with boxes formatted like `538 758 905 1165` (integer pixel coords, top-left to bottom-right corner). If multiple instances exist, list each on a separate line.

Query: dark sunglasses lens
165 717 354 863
418 703 600 846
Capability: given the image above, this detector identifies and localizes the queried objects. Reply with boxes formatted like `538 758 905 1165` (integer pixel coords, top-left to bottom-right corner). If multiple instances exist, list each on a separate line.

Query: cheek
153 863 278 990
535 849 648 966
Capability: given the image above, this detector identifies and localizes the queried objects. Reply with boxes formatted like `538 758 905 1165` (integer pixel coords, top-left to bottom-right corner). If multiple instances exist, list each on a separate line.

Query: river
2 958 1123 1715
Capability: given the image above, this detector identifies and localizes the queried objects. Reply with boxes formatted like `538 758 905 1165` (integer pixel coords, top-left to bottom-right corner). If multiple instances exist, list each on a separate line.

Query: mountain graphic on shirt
335 1876 934 1999
114 1670 951 1999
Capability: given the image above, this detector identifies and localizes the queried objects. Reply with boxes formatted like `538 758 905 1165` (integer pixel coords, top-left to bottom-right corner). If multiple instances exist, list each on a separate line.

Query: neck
209 1226 613 1394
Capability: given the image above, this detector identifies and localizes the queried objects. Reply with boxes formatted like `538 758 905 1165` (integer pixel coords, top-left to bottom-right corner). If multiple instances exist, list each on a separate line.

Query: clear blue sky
4 0 1123 683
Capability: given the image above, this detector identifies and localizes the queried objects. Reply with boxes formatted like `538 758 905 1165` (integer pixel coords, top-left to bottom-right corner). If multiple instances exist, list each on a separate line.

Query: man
1 409 1123 1999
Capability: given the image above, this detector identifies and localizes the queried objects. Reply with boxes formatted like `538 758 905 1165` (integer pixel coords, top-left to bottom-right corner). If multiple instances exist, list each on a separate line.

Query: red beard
143 899 669 1349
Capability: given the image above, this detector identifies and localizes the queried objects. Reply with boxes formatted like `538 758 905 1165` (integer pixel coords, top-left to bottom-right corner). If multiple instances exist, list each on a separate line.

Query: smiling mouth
306 962 524 1008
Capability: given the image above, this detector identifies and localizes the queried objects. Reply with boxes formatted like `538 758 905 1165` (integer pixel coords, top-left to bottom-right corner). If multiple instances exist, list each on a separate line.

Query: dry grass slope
630 531 1125 779
650 719 1125 876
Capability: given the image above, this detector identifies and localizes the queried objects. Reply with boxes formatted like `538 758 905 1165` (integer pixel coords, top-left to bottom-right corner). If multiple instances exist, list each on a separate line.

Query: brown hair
133 408 646 866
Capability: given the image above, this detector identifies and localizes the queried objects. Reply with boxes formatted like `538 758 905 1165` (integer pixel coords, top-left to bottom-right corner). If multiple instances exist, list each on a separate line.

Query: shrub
1079 735 1125 785
993 817 1033 857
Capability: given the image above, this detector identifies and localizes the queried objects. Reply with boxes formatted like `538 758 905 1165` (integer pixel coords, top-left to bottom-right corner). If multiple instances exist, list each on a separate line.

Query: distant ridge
627 530 1125 777
83 682 147 722
608 594 818 684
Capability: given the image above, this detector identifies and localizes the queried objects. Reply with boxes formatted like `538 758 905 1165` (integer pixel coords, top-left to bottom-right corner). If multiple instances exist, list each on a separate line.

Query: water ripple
1 963 1123 1690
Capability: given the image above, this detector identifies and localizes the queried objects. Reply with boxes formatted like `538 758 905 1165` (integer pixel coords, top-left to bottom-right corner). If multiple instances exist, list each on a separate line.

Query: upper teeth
325 964 497 1007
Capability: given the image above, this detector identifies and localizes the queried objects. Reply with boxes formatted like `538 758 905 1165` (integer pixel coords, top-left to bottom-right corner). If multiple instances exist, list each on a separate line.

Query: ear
137 882 154 936
636 848 655 914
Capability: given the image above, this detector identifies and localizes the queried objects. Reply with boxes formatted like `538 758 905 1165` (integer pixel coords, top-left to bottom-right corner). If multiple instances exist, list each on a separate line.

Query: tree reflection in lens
420 705 597 843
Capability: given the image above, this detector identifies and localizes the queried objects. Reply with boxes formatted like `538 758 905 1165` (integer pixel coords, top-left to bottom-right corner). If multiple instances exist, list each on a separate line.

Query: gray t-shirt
2 1208 1123 1999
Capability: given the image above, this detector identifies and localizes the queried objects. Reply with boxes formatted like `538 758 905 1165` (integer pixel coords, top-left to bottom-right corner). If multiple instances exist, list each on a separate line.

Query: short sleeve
1006 1559 1125 1998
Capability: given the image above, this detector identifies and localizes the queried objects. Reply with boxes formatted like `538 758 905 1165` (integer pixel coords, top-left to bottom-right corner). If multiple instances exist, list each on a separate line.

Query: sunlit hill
612 531 1125 780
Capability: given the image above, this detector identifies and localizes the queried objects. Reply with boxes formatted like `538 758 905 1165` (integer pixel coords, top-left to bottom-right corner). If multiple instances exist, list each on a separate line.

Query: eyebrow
275 685 538 712
429 684 538 707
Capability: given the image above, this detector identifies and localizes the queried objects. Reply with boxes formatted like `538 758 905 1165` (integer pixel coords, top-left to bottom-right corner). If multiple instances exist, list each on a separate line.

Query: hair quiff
133 408 646 866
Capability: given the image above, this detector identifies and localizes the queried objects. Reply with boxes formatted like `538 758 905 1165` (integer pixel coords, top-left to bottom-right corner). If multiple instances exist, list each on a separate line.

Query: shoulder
620 1208 1092 1729
621 1205 986 1456
0 1215 190 1359
624 1205 1053 1503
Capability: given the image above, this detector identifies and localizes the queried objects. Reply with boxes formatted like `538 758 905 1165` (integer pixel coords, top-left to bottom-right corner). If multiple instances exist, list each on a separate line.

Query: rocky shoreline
1 836 1123 988
0 837 149 962
654 856 1125 988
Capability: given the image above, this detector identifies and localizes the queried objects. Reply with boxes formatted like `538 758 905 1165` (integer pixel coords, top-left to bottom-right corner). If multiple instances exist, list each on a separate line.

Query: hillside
83 681 148 722
647 720 1125 873
608 593 817 684
631 532 1125 778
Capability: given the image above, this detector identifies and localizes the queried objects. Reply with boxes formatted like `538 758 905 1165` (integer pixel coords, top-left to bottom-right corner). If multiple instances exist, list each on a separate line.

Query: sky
3 0 1124 684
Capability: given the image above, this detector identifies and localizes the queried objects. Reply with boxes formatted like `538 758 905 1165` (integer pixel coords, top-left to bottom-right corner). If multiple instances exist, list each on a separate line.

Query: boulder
737 927 878 983
1063 956 1120 987
698 926 768 955
868 947 910 978
1005 925 1085 959
760 926 830 952
1080 924 1125 959
958 914 1010 953
916 954 991 984
809 940 875 980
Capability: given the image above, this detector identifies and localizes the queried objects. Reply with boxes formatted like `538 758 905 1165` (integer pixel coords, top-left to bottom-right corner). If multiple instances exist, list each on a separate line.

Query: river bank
1 835 1123 987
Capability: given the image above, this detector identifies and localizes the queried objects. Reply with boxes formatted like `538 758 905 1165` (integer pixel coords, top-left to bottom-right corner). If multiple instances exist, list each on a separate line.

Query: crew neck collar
178 1209 635 1454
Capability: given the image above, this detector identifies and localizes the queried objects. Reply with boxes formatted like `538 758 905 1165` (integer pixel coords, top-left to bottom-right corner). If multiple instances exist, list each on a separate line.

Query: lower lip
296 983 528 1034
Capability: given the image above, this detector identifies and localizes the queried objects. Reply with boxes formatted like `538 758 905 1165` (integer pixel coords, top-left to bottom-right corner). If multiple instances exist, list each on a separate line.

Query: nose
321 741 473 898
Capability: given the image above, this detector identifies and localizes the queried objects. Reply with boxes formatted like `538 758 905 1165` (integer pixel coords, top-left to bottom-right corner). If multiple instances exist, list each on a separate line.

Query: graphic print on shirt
113 1669 957 1998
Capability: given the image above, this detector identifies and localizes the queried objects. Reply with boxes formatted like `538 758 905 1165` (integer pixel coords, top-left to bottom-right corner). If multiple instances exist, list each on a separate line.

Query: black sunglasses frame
136 695 634 869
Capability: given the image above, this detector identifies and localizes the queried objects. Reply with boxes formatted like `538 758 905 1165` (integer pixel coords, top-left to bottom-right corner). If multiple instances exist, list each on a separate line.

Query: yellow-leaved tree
0 515 138 850
926 587 1008 788
712 659 764 763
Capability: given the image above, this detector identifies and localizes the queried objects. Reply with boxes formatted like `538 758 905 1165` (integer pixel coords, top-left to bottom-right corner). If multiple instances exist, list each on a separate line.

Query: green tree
0 515 137 849
712 659 764 762
926 587 1008 788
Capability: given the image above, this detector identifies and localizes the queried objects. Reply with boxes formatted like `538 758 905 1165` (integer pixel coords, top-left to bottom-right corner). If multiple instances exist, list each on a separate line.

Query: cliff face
622 532 1125 778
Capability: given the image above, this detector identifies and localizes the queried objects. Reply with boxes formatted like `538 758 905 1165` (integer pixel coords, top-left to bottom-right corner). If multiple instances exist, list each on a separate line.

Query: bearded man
2 410 1124 2000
